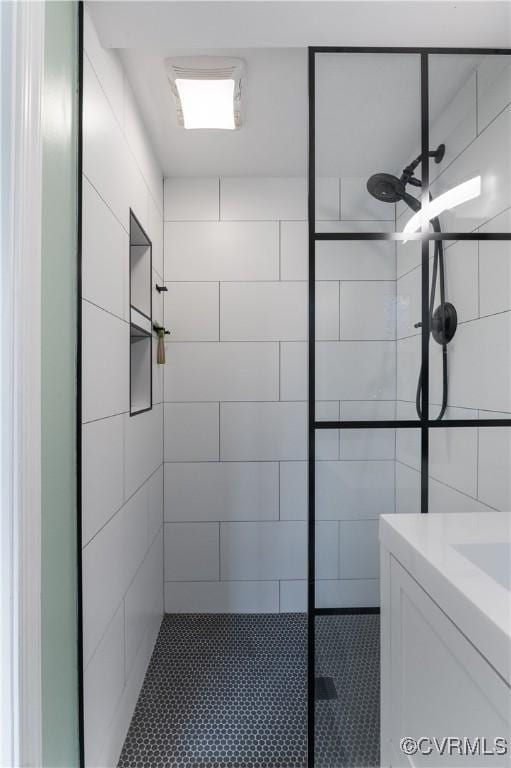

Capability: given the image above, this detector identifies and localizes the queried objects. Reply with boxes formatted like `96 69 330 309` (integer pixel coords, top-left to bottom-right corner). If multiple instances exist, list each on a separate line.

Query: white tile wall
163 174 399 612
164 580 279 613
164 403 219 462
220 402 307 461
279 581 307 613
164 523 219 581
395 57 511 543
315 579 379 609
164 462 278 522
339 520 380 580
220 522 306 580
316 341 396 400
220 282 307 341
280 462 307 521
477 56 511 133
478 426 511 511
317 239 396 281
164 283 219 341
83 485 148 666
124 404 163 499
84 605 125 766
316 461 395 520
164 178 219 221
280 221 307 281
164 222 279 281
82 11 164 764
82 301 129 423
164 342 279 402
83 415 124 545
83 178 128 321
340 281 396 340
220 177 307 220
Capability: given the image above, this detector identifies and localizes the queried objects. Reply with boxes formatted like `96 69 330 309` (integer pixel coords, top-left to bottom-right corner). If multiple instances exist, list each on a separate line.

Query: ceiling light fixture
166 57 244 130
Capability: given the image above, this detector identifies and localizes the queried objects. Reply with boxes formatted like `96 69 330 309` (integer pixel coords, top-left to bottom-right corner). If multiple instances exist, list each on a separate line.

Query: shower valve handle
414 321 422 329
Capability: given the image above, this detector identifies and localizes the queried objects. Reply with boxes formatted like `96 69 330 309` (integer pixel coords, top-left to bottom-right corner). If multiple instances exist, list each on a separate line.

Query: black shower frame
307 46 511 767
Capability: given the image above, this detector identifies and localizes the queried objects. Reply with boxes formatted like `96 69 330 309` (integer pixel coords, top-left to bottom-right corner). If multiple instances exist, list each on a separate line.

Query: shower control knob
414 321 422 329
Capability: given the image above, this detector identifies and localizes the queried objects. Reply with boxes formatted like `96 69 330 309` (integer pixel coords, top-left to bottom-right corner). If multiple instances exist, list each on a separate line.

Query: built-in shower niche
129 210 152 415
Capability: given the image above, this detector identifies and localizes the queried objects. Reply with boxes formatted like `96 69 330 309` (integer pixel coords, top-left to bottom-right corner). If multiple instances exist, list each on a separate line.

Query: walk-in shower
367 144 458 420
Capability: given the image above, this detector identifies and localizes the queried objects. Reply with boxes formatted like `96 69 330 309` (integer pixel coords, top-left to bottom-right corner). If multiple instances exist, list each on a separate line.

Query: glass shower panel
315 53 421 232
314 427 421 768
315 238 400 421
426 54 511 234
425 237 511 421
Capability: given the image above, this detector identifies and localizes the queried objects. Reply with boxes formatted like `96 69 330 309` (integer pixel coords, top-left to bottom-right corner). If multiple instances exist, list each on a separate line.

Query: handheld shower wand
366 144 457 421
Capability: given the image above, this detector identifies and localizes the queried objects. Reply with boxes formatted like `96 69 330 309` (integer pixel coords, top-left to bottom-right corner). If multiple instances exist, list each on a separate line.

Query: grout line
477 240 481 318
475 68 479 136
476 417 480 500
218 402 221 461
83 461 163 549
278 461 281 521
278 219 282 280
218 522 221 580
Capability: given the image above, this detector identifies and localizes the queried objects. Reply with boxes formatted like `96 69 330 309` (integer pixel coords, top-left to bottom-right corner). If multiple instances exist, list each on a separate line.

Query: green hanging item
153 324 170 364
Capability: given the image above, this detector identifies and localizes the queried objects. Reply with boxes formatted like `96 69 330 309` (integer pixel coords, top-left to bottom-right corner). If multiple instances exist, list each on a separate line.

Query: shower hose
415 215 448 421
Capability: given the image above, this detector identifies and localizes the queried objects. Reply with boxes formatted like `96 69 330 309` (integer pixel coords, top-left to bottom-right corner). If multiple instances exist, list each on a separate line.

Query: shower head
366 172 421 213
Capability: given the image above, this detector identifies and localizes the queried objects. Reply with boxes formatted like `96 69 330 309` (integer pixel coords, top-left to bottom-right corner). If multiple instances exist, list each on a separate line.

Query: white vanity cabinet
380 513 511 768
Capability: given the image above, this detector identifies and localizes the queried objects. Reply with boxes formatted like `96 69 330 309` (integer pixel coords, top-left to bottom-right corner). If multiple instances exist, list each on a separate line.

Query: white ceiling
88 1 510 178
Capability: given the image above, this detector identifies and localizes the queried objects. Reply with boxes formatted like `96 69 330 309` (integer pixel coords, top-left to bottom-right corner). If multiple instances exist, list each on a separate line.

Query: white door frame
0 1 45 766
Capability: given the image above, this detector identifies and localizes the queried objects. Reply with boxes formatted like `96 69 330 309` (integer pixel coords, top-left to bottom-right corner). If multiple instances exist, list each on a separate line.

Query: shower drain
315 676 338 701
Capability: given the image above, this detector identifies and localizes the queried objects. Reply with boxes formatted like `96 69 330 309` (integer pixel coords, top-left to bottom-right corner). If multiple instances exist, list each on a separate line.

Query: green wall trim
41 2 80 765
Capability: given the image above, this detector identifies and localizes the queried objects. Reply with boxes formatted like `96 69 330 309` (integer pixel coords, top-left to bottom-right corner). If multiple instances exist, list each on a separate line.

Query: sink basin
454 542 511 590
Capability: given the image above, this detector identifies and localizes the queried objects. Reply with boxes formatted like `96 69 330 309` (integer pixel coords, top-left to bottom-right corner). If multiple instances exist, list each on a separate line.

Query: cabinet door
389 557 511 767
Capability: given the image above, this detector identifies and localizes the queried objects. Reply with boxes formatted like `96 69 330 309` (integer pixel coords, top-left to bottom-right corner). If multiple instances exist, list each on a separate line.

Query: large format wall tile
164 178 219 221
164 222 279 281
164 462 278 522
317 239 396 281
220 402 307 461
478 426 511 511
431 106 510 232
164 342 278 402
477 57 511 134
340 281 396 340
124 532 163 678
220 522 307 580
315 578 379 609
84 604 125 767
220 177 307 220
220 282 307 341
164 403 219 462
479 209 511 316
316 461 395 520
164 523 219 581
82 301 129 422
164 580 279 613
124 404 163 499
339 520 380 580
83 414 124 545
164 282 219 341
83 485 148 666
83 178 128 321
316 340 396 400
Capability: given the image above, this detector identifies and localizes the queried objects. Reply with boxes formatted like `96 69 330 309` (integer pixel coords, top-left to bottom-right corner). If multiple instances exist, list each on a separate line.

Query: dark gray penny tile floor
118 613 379 768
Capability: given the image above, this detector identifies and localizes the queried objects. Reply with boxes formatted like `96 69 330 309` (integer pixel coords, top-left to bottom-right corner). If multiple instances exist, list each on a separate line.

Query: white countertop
380 512 511 685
